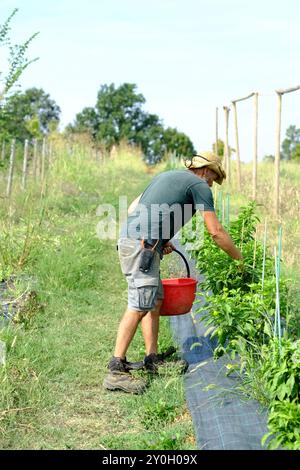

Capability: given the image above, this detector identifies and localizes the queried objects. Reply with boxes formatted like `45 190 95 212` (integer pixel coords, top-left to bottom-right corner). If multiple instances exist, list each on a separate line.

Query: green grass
0 144 195 450
1 145 299 449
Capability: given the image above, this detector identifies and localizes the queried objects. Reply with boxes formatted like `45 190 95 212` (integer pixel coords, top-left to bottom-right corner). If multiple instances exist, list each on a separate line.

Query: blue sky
1 0 300 161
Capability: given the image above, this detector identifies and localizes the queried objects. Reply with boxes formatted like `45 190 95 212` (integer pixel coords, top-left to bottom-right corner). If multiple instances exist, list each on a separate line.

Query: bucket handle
171 248 191 278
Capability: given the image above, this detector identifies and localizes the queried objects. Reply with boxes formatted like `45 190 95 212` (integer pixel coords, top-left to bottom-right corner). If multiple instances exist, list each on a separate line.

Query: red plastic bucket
160 249 197 316
160 277 197 316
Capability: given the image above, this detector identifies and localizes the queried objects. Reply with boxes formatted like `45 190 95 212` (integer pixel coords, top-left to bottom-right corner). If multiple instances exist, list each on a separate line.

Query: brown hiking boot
103 357 147 394
144 353 189 375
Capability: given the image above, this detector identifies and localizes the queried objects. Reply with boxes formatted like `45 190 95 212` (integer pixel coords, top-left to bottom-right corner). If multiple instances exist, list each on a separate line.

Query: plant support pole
226 193 230 228
261 220 267 291
230 92 255 191
277 224 282 279
1 141 5 161
274 247 282 348
41 137 46 183
217 190 223 221
253 93 258 200
6 139 16 198
274 85 300 218
21 139 29 191
223 106 230 185
274 92 282 219
231 101 241 191
33 139 38 180
216 107 219 155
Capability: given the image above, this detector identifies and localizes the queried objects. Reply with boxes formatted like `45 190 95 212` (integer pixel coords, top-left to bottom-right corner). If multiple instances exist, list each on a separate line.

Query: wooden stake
274 91 282 219
1 141 5 161
252 227 258 271
215 107 219 156
240 219 245 252
32 139 38 180
222 199 225 224
21 140 29 191
223 106 230 185
273 85 300 218
231 101 241 190
277 224 282 279
274 247 282 347
48 141 53 167
6 139 16 198
261 220 267 291
231 92 256 191
225 193 230 228
253 93 258 200
41 138 46 183
217 190 223 220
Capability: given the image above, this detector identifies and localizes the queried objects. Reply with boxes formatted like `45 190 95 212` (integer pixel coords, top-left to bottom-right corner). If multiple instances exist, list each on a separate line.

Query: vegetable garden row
182 202 300 450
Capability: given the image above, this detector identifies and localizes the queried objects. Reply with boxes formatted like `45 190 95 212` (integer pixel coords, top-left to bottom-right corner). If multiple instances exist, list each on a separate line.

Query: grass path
0 149 195 450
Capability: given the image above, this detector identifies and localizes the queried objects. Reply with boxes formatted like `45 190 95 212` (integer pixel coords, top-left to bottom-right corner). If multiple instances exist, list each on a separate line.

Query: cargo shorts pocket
134 278 159 310
118 239 140 275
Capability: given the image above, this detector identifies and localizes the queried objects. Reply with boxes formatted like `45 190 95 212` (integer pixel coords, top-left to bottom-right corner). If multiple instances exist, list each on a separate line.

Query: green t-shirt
122 169 215 245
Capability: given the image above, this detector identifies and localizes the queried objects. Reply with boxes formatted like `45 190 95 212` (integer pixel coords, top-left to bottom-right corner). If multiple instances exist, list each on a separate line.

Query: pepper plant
182 201 300 450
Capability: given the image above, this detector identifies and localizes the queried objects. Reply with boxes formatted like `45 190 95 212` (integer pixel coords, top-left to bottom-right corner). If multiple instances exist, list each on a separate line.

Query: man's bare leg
141 300 163 355
114 308 145 359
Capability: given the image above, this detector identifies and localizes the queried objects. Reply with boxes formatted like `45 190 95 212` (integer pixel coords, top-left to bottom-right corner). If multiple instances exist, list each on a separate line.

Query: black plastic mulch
169 240 268 450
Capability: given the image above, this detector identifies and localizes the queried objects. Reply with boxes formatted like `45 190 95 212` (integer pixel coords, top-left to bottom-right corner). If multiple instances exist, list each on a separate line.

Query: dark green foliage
291 143 300 161
182 201 300 449
67 82 195 162
141 398 178 429
263 400 300 450
281 125 300 161
261 338 300 450
260 338 300 402
263 154 275 162
183 202 291 355
212 139 225 156
212 139 235 158
0 87 60 142
162 127 195 159
144 431 186 450
185 202 272 295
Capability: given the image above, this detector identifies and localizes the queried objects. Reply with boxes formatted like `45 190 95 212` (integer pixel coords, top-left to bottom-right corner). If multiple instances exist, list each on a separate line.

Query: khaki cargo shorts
117 237 164 312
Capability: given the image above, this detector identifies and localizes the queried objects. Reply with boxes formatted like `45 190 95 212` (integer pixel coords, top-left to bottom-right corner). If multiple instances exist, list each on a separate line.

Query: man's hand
162 242 175 255
202 211 243 261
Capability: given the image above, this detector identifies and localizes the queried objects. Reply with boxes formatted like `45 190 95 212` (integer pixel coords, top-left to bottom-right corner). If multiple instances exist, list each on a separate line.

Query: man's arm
128 194 142 214
202 211 243 260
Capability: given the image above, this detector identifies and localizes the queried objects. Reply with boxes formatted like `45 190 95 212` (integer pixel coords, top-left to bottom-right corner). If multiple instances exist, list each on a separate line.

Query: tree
134 113 165 163
0 9 38 103
291 143 300 161
281 125 300 160
96 83 145 147
70 107 98 139
163 127 195 158
68 82 195 162
0 87 61 141
263 154 275 162
212 139 225 157
69 83 146 149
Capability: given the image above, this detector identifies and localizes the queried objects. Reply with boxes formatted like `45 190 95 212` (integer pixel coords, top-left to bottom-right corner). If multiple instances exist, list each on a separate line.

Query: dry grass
219 160 300 277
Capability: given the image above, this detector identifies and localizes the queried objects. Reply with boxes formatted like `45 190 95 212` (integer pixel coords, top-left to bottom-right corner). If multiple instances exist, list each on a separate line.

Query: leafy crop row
182 202 300 450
